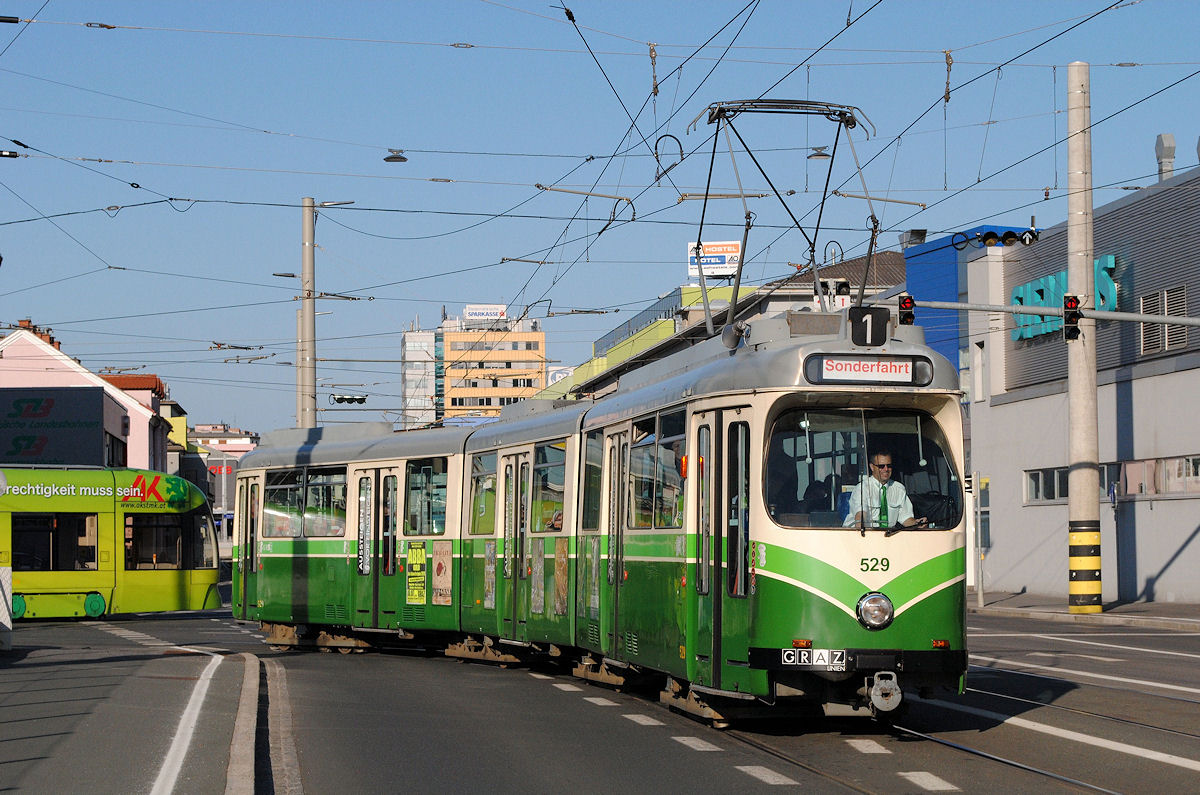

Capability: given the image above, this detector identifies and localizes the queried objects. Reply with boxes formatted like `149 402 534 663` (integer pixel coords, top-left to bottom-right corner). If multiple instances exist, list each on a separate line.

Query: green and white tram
234 307 967 719
1 467 222 619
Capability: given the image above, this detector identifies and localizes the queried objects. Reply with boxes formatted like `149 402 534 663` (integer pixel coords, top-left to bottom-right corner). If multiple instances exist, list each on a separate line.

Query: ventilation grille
324 604 349 623
624 631 639 656
587 622 600 647
402 605 426 623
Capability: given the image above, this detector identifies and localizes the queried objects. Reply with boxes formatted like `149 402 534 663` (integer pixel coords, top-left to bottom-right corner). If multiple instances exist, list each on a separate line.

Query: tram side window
627 411 688 529
469 453 498 536
629 417 657 528
580 430 602 532
533 440 566 533
382 475 398 575
263 469 303 538
727 422 751 597
194 508 218 568
697 425 712 595
656 410 686 528
305 467 347 537
405 457 448 536
12 513 98 571
124 508 215 570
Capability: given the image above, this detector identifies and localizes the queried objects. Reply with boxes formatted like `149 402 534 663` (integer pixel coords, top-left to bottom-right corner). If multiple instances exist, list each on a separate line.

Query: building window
1140 287 1187 355
1025 457 1198 503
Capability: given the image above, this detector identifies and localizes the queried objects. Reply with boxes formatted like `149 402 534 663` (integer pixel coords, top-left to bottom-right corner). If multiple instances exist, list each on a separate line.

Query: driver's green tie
879 485 888 527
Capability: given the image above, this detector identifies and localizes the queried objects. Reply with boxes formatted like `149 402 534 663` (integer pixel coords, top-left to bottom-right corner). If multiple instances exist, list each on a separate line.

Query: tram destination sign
804 355 933 386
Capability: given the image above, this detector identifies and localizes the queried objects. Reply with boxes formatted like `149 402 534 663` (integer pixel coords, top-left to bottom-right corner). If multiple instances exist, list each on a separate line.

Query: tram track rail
888 722 1118 794
724 727 881 795
722 709 1120 795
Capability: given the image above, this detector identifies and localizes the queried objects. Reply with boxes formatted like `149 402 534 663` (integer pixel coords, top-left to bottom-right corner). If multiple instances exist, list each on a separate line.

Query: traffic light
952 227 1038 250
897 293 915 325
331 394 367 404
1062 294 1082 341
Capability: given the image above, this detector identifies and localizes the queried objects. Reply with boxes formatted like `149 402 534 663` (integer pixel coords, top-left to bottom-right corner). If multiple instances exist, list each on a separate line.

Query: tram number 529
860 557 890 572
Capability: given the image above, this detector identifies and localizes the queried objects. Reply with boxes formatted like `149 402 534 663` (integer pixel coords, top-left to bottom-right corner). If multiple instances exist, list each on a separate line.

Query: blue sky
2 1 1197 432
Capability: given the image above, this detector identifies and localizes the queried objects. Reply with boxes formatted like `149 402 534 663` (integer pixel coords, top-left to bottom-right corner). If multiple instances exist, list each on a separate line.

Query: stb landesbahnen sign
687 241 741 278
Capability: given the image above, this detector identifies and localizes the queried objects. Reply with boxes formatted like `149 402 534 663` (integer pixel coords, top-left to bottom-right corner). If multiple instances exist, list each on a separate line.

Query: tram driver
843 449 927 530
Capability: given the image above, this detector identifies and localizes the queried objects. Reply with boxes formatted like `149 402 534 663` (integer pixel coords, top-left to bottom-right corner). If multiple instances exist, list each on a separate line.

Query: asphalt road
2 610 1198 793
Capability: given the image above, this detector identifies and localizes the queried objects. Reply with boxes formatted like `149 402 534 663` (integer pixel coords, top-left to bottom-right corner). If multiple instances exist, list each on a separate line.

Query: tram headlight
856 592 894 631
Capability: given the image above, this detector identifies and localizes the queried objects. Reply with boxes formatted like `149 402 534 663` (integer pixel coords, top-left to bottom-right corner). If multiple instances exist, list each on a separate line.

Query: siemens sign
1010 254 1118 341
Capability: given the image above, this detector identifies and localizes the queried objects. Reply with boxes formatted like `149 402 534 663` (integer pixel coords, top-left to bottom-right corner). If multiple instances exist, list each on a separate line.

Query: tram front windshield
766 408 963 530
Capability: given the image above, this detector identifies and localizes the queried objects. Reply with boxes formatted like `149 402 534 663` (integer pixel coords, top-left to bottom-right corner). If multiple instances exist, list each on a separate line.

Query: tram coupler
866 671 902 713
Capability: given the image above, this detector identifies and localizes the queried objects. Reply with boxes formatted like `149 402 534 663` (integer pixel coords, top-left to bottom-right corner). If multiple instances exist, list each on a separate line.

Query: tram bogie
233 307 968 722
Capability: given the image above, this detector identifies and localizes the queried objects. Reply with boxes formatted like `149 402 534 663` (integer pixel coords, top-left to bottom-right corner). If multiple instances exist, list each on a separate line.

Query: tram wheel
84 592 106 618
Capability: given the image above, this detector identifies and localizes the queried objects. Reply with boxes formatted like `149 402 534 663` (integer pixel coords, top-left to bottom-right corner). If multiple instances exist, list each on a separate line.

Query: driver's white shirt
843 476 914 527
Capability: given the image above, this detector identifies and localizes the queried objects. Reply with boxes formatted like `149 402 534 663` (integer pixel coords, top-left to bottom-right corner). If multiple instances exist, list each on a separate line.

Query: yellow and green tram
234 307 968 720
1 467 221 619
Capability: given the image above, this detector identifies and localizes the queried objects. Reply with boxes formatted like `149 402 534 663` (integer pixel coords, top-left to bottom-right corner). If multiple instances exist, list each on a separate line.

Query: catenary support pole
1066 62 1102 613
300 197 317 429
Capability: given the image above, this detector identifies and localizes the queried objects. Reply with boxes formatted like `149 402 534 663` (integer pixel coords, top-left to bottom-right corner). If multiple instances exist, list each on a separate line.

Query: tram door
719 408 754 692
692 413 718 688
499 450 532 643
605 429 629 655
234 473 263 621
350 466 402 628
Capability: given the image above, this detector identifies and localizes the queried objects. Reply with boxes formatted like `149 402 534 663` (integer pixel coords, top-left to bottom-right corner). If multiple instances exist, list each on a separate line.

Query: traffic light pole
1066 62 1101 614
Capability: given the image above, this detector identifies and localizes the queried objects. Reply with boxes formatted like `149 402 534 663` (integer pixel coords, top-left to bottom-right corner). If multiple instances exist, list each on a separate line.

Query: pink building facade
0 323 168 469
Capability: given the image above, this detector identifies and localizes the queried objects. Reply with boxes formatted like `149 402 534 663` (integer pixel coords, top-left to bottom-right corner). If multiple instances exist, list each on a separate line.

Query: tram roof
242 423 472 469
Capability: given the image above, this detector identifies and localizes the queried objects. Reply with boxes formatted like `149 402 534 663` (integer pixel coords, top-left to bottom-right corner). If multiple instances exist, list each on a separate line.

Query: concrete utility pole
300 197 317 429
1066 62 1102 614
295 308 303 428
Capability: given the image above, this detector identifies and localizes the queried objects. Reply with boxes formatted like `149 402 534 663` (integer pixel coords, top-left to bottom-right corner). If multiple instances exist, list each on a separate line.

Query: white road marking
1032 633 1200 660
1027 651 1124 663
846 738 891 754
928 698 1200 773
553 683 583 691
971 632 1200 638
736 766 798 785
93 623 172 647
527 672 552 680
150 647 222 795
623 714 664 726
897 771 960 791
971 654 1200 695
584 697 618 706
673 736 722 751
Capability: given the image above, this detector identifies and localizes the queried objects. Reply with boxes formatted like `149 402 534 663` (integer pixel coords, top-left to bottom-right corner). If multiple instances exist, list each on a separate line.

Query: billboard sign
0 387 113 465
463 304 507 321
687 241 741 277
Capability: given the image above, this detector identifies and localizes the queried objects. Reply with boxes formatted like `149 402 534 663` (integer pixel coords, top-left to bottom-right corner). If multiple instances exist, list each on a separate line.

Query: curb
225 653 258 795
968 605 1200 632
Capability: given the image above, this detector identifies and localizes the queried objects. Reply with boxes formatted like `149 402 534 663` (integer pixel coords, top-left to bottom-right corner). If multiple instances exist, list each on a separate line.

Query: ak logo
7 397 55 419
5 435 47 457
122 474 165 502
